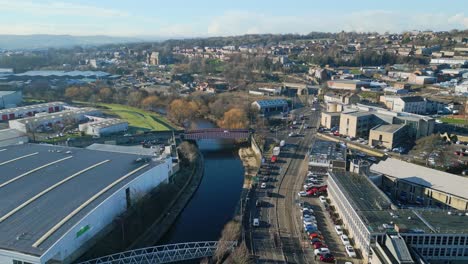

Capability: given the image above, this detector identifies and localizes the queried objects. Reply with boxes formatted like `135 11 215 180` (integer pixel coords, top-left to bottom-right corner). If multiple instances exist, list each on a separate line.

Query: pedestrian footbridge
77 241 237 264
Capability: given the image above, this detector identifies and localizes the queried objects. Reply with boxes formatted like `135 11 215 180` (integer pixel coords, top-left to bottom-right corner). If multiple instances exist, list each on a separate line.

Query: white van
253 218 260 227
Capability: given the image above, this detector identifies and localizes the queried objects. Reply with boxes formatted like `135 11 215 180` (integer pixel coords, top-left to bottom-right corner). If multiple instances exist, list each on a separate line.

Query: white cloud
0 0 129 18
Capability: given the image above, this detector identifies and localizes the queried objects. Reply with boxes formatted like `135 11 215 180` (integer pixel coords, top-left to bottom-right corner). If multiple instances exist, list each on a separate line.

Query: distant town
0 29 467 264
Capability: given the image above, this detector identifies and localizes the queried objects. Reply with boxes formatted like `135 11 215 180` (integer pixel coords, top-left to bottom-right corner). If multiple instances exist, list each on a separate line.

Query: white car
260 182 267 189
314 248 330 256
298 191 307 197
303 219 316 226
311 108 317 111
341 234 351 246
319 196 327 203
345 245 357 258
334 225 343 236
253 218 260 227
301 207 313 214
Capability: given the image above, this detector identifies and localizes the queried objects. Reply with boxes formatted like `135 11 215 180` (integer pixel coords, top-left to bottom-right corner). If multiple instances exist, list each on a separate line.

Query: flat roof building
370 158 468 210
369 124 407 149
0 143 173 264
0 128 28 147
308 140 346 173
78 118 128 137
9 107 100 133
0 102 66 121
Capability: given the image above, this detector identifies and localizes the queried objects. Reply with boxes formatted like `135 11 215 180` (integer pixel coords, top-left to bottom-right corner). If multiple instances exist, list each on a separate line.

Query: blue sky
0 0 467 37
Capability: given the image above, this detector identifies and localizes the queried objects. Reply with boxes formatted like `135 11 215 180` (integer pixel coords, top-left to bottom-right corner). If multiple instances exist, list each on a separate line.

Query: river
159 120 245 245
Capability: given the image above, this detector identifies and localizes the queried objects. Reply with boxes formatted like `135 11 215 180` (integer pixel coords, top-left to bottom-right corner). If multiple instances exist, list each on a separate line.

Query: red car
271 156 277 163
312 242 327 249
320 253 335 263
333 131 340 136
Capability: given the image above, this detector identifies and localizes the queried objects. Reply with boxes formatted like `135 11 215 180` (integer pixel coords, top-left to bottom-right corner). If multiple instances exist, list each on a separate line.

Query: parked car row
298 171 328 197
334 225 357 258
298 202 335 263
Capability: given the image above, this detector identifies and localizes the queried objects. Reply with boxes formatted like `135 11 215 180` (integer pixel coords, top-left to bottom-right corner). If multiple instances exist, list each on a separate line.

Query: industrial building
0 91 22 109
9 107 101 133
339 111 375 138
251 99 288 115
78 118 129 137
370 158 468 211
327 80 370 91
0 102 66 121
327 170 468 264
0 143 173 264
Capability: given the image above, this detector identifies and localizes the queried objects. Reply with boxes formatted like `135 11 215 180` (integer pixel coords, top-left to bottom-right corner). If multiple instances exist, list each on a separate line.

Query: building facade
0 91 22 108
369 124 407 149
320 112 341 129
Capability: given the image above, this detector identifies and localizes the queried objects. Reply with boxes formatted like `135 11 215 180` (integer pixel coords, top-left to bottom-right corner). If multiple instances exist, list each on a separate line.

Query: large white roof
370 158 468 200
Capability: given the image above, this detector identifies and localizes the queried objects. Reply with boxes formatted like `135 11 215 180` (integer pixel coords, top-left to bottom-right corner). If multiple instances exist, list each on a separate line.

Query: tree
98 87 114 103
64 86 93 101
141 95 160 110
127 91 145 107
218 108 249 129
168 99 198 125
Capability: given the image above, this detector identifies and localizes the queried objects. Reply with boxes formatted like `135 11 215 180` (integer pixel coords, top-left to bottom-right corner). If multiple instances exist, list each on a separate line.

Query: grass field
97 103 178 133
440 117 467 125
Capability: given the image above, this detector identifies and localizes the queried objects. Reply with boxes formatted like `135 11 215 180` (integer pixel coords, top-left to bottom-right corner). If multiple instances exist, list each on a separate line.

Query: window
452 248 457 256
440 248 446 256
13 261 32 264
448 236 453 245
430 236 435 245
442 236 447 245
460 236 466 245
436 237 441 244
454 236 459 245
347 118 350 125
428 248 434 256
434 248 440 256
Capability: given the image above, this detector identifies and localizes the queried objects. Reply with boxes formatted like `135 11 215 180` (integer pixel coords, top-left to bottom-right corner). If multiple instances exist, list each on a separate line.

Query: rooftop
0 102 66 115
371 124 406 133
85 118 128 128
309 140 346 162
86 143 162 156
254 99 288 108
12 70 111 78
0 91 18 97
400 96 425 103
329 171 468 234
370 158 468 200
0 143 162 256
341 110 374 117
11 107 99 124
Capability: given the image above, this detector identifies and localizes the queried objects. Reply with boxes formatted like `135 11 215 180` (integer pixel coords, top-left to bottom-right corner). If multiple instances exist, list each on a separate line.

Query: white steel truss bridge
77 241 237 264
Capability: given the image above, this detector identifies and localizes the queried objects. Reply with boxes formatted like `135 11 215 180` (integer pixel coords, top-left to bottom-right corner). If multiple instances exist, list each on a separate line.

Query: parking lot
295 171 363 264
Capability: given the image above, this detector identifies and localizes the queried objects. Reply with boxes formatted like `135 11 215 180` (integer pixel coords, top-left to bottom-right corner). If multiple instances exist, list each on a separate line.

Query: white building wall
0 249 41 264
40 158 172 264
8 120 28 133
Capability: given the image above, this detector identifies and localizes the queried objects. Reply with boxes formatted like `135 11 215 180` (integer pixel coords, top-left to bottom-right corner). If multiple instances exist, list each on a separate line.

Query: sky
0 0 467 37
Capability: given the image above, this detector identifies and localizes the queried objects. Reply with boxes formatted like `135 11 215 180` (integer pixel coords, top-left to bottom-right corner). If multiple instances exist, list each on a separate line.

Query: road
249 102 321 264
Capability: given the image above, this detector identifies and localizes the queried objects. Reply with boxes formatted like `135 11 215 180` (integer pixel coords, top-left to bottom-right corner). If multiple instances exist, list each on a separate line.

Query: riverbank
238 147 261 189
129 146 205 248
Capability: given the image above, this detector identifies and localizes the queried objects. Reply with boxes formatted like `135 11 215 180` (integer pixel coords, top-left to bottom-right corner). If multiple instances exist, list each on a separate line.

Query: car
319 196 327 203
314 248 330 256
341 234 351 246
303 220 316 226
312 241 327 249
311 108 317 111
298 191 308 197
310 237 322 244
367 156 377 162
345 245 357 258
302 210 314 216
334 225 343 236
301 207 313 213
320 253 335 263
260 182 267 189
309 232 322 240
253 218 260 227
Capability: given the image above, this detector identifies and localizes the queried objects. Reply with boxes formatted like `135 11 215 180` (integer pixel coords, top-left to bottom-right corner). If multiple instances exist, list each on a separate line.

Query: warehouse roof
0 143 163 256
370 158 468 200
254 99 288 108
0 101 66 115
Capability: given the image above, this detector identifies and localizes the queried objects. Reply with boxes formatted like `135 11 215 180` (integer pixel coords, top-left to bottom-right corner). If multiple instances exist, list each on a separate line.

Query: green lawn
75 102 179 133
98 103 178 133
440 117 467 125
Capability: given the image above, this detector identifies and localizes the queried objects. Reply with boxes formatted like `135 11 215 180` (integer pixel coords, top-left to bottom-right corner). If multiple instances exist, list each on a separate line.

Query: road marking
0 159 109 223
0 156 73 189
32 163 148 248
0 152 39 166
0 149 7 152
